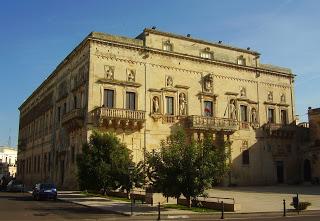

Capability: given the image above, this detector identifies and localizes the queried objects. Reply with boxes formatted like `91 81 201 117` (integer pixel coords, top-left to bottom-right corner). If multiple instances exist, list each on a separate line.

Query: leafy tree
77 131 144 195
147 127 229 207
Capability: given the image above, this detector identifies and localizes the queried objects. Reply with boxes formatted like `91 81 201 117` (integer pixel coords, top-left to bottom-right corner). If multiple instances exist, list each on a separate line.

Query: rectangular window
126 92 136 110
204 101 213 117
74 95 77 109
166 96 174 115
104 89 114 108
280 110 287 125
57 107 61 122
242 149 250 165
71 146 75 163
163 43 172 51
268 108 275 123
200 52 213 59
237 57 246 65
63 102 67 114
240 105 248 122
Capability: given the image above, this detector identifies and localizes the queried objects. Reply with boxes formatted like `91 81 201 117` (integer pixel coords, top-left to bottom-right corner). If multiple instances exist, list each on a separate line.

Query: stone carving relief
104 65 114 80
267 91 273 102
166 76 173 87
240 87 246 97
251 108 257 123
152 96 160 113
280 94 286 103
229 99 237 120
127 69 136 82
179 93 187 115
204 74 213 92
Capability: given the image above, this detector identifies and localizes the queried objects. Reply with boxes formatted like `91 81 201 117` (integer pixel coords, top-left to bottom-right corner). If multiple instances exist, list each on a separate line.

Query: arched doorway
304 159 311 181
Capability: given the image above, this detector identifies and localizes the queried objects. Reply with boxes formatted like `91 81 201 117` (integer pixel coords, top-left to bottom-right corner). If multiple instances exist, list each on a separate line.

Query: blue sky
0 0 319 146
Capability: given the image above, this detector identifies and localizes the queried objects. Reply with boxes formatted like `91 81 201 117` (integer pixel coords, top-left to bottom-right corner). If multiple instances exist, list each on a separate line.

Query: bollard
157 202 161 220
283 199 286 217
221 201 224 219
131 197 133 216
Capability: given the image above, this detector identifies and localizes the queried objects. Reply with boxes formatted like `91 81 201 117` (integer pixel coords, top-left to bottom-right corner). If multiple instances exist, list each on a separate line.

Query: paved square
207 185 320 212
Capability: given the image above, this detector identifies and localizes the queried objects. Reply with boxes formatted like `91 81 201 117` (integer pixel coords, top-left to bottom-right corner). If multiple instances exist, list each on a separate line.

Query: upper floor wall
139 28 260 68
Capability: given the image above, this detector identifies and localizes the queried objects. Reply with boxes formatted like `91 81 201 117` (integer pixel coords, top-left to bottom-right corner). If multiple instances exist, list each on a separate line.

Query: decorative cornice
197 92 218 98
264 101 277 106
90 37 294 78
175 85 190 89
225 92 239 96
97 78 142 87
161 87 178 92
277 103 290 107
148 88 162 93
237 98 258 104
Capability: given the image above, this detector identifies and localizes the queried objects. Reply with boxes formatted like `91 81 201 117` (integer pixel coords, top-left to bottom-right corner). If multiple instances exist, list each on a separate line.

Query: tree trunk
186 196 191 208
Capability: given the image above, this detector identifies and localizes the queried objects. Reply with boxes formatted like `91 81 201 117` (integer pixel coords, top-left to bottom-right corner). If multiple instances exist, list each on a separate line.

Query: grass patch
80 191 131 202
164 204 219 213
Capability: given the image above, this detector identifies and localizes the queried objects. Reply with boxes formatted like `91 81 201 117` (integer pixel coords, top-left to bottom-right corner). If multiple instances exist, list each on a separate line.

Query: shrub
290 201 311 210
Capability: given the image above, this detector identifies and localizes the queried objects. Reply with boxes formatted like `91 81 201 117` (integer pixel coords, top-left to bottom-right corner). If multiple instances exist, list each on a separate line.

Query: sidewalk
58 185 320 217
58 191 198 216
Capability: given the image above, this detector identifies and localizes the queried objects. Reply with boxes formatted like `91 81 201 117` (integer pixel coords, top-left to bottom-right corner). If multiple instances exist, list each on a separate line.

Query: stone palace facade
17 28 301 189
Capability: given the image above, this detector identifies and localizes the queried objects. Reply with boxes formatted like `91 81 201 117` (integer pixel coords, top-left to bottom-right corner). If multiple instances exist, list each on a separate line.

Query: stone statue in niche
267 91 273 102
230 99 237 120
104 65 114 80
152 96 160 113
280 94 286 103
240 87 246 97
179 93 187 115
127 70 135 82
251 108 257 123
166 76 173 87
204 74 213 92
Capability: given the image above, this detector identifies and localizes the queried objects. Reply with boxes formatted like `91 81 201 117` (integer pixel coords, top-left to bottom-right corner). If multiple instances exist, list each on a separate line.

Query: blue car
32 183 57 200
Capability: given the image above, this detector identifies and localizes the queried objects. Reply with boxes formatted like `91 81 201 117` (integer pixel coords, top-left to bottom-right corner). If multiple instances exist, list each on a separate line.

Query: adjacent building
0 146 17 178
17 28 300 189
301 107 320 182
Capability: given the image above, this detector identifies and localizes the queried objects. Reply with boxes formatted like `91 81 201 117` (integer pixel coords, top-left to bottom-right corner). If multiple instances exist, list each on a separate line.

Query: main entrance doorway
276 161 284 183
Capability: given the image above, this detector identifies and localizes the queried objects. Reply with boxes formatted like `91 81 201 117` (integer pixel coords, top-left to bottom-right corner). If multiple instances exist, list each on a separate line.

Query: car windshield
40 184 55 189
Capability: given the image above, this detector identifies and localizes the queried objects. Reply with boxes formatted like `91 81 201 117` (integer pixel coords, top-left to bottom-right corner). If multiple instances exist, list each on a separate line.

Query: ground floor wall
17 124 302 189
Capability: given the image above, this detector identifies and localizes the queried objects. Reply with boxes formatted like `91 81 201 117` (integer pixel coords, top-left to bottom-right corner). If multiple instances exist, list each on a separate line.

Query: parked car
6 180 24 192
32 183 57 200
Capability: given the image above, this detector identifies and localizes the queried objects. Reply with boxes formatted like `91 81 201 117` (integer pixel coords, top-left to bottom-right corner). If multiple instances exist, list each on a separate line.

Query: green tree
147 127 229 207
77 131 144 195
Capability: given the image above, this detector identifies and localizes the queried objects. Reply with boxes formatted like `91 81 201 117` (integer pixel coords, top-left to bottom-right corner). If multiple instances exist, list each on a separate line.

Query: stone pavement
58 185 320 216
206 185 320 213
58 191 198 216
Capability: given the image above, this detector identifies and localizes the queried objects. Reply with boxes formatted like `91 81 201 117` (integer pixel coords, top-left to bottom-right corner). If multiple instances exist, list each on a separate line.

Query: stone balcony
61 108 85 130
186 115 238 133
91 107 145 130
263 123 296 139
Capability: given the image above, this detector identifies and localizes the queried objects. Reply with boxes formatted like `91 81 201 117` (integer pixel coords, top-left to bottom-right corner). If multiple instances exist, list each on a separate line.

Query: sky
0 0 319 147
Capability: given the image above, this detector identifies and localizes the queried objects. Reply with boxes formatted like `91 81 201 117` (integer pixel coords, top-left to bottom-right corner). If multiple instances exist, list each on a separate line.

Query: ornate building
17 28 299 189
